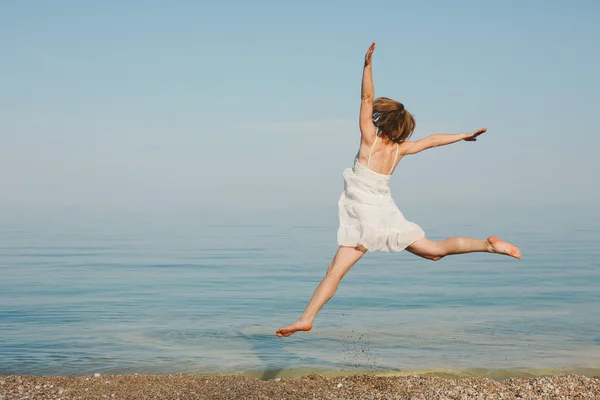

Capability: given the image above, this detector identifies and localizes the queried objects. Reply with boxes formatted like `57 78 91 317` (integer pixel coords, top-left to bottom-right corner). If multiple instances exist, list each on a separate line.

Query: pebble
1 373 599 399
94 373 101 377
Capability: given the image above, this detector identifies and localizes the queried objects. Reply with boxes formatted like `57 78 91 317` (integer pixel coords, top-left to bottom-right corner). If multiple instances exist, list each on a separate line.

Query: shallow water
1 204 599 377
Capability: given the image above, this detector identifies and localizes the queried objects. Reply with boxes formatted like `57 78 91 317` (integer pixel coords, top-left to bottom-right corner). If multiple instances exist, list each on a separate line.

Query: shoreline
5 366 600 381
2 372 599 400
234 366 600 381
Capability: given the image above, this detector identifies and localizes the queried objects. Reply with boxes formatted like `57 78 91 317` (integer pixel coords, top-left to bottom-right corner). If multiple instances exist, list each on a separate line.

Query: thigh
405 237 440 258
326 246 366 279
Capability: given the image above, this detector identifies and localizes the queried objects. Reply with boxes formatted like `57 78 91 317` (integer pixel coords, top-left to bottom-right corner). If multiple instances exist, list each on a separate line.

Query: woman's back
356 135 401 176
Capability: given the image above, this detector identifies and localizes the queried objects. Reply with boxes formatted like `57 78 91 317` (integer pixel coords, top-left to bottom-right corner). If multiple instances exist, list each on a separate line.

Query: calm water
1 205 599 377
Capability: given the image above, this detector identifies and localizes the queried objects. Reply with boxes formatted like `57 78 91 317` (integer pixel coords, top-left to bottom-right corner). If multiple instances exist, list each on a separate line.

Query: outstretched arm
359 42 376 141
399 128 487 155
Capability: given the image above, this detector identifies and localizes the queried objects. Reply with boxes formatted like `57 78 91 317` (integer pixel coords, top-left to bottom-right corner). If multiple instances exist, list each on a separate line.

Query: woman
276 42 520 337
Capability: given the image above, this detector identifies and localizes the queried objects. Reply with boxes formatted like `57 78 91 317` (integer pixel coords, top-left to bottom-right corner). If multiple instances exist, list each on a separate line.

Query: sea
1 204 599 379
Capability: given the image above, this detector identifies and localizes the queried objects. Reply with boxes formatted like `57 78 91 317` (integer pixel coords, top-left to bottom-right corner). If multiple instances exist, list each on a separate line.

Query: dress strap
366 135 378 167
389 143 399 174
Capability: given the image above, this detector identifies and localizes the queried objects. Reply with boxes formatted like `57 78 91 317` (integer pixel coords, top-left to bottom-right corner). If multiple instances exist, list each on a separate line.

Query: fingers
465 128 487 142
364 42 376 66
470 128 487 138
366 42 376 56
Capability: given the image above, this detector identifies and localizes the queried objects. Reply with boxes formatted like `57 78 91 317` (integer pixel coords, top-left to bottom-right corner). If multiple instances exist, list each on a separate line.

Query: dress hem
337 232 425 253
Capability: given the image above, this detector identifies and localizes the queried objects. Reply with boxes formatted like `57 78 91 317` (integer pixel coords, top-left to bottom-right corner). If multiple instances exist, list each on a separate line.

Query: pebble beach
2 373 599 400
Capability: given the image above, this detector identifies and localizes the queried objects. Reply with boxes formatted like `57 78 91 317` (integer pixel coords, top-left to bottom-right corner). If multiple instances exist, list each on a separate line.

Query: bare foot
487 236 521 259
276 320 312 337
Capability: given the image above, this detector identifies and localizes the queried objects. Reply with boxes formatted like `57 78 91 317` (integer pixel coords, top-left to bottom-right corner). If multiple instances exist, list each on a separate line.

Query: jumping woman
276 42 520 338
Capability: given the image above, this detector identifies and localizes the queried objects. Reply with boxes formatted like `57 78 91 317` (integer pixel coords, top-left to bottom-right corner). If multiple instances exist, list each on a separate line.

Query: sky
1 0 599 213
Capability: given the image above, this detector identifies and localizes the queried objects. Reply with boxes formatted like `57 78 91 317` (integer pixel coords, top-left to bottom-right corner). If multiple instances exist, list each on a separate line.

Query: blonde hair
372 97 416 143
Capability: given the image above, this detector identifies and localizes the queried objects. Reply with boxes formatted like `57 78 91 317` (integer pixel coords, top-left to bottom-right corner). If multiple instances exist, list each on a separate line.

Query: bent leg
407 236 520 261
276 246 366 337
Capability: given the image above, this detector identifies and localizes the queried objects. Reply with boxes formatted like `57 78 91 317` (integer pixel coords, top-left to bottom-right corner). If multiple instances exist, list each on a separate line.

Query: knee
325 262 334 274
325 264 341 279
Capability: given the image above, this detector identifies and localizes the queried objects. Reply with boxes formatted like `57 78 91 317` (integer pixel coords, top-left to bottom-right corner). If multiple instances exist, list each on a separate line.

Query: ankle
297 316 313 325
484 238 494 252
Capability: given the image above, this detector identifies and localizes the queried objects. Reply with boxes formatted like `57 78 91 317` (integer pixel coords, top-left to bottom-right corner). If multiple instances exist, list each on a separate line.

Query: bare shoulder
398 137 433 156
397 140 417 155
361 131 377 147
359 101 376 140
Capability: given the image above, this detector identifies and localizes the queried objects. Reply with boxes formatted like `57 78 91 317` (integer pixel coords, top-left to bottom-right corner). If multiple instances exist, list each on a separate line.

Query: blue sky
1 1 598 212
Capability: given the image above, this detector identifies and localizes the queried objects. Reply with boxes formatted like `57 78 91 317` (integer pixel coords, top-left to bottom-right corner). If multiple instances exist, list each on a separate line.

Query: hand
463 128 487 141
364 42 376 67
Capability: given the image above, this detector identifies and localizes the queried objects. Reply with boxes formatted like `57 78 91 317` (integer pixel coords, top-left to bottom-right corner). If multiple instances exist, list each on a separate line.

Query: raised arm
359 42 377 141
399 128 487 155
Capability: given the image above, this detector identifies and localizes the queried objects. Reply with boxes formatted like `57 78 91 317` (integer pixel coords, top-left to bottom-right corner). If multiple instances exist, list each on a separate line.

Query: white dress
337 136 425 252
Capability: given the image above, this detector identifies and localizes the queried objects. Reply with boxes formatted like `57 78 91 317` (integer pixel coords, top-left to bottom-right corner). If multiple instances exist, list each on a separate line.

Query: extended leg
276 246 366 337
407 236 521 261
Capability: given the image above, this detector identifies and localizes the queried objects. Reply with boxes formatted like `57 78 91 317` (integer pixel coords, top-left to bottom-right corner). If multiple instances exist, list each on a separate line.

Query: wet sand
1 373 599 400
